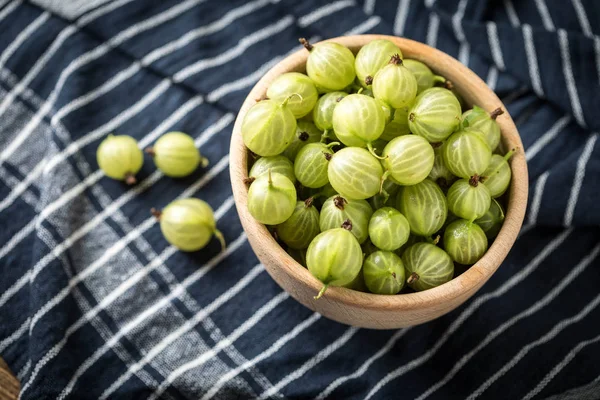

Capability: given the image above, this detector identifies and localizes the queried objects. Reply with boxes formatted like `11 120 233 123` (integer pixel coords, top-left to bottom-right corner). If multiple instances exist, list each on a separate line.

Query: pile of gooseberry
243 38 514 299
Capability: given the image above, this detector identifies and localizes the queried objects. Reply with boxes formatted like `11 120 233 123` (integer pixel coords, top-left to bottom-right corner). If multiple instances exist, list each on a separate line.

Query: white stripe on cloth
558 28 587 128
0 317 30 353
527 170 550 227
451 0 469 42
426 13 440 49
0 11 49 71
523 331 600 399
363 0 375 15
564 134 598 226
486 66 498 91
467 245 600 399
362 228 573 400
525 115 571 161
540 375 600 400
173 15 295 82
16 360 31 381
0 0 207 167
534 0 555 31
503 0 520 28
486 22 506 70
412 236 597 400
298 0 355 28
20 203 242 397
522 24 544 97
570 0 593 38
458 43 470 67
344 16 381 36
393 0 411 36
0 0 21 22
257 327 360 400
316 329 412 400
595 37 600 86
200 313 322 400
146 292 290 400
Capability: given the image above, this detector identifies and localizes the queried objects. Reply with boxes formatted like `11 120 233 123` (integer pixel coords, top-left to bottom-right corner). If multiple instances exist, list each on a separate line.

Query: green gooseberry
241 98 296 156
287 247 307 267
442 130 492 179
397 179 448 236
97 134 143 184
355 39 403 87
447 177 492 220
443 219 488 264
403 59 446 94
332 94 385 152
362 239 380 256
282 120 322 161
475 198 505 239
462 106 504 151
328 147 384 200
368 207 410 251
368 179 399 210
382 135 434 186
403 243 454 291
294 142 337 188
481 149 515 198
320 195 373 244
247 170 296 225
307 227 363 299
380 107 410 141
376 98 393 124
395 234 423 257
276 198 320 249
342 266 368 292
363 251 406 295
152 198 225 252
266 72 318 118
312 92 348 132
372 55 418 109
249 155 296 184
301 38 356 91
428 145 456 189
146 132 207 178
408 88 462 143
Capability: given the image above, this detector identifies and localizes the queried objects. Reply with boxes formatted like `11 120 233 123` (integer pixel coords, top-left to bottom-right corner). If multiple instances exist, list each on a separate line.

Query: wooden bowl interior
230 35 528 329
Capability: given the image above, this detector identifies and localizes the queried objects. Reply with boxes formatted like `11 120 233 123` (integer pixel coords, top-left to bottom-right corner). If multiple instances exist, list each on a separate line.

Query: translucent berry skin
306 42 356 91
447 179 492 220
362 239 380 256
376 98 393 124
332 94 385 147
307 228 363 293
397 179 448 237
372 60 418 109
380 107 410 141
402 243 454 291
294 143 334 188
382 135 435 186
247 172 296 225
442 130 492 179
97 134 143 182
342 266 368 292
408 88 462 143
249 155 296 184
443 219 488 264
482 154 512 198
159 198 222 252
428 145 456 187
287 247 307 267
395 234 423 257
276 200 320 249
475 198 505 239
282 120 322 161
403 59 435 94
266 72 318 118
313 92 348 131
355 39 403 87
320 195 373 244
328 147 384 200
241 99 296 156
368 207 410 251
150 132 202 178
462 106 501 151
363 251 406 295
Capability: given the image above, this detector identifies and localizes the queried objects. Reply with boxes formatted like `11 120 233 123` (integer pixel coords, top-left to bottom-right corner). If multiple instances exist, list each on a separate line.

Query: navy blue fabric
0 0 599 399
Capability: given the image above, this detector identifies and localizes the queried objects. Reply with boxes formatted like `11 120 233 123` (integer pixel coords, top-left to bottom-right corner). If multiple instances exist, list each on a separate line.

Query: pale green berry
267 72 318 118
312 92 348 132
380 107 411 141
443 219 488 264
368 207 410 251
249 155 296 184
402 243 454 291
397 179 448 236
320 195 373 244
475 198 505 239
97 134 143 184
276 198 320 249
363 251 406 295
147 132 206 178
481 150 515 198
442 130 492 179
447 177 492 220
382 135 435 186
332 94 385 149
247 170 296 225
302 38 356 91
328 147 384 200
462 106 504 151
241 99 296 156
282 120 322 161
372 55 418 109
408 88 462 143
355 39 403 87
294 142 336 188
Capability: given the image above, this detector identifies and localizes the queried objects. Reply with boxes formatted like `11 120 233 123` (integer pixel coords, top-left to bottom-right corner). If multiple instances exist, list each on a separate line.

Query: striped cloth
0 0 599 398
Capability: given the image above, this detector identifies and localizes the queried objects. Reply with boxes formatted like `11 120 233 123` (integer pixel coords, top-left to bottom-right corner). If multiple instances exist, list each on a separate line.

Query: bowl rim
230 34 528 312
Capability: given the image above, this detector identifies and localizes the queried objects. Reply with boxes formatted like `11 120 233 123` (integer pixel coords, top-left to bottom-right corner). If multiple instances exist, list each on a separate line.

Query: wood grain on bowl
230 35 528 329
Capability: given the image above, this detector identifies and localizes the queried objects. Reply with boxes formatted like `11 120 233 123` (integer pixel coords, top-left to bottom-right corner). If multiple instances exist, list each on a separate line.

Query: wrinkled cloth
0 0 599 399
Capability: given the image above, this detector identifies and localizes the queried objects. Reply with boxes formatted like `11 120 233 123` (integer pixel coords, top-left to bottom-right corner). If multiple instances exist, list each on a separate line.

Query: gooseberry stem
325 141 340 149
124 172 137 185
145 147 156 157
200 156 210 168
299 131 309 141
243 177 255 185
320 129 330 143
213 229 226 252
469 174 481 187
490 108 504 120
334 196 347 210
389 54 403 65
433 75 446 85
379 170 391 195
407 272 420 285
357 87 364 94
299 37 313 51
444 80 454 90
151 208 162 220
314 284 329 300
267 168 273 186
281 93 303 107
367 142 387 160
341 219 353 231
503 147 517 161
481 148 518 181
304 196 315 208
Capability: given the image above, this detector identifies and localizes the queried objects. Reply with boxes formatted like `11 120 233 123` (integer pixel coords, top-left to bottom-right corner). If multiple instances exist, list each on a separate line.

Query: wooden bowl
230 35 528 329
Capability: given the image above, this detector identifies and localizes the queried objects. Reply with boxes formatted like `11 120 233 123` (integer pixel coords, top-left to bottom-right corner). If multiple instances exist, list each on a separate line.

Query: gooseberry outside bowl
230 35 528 329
